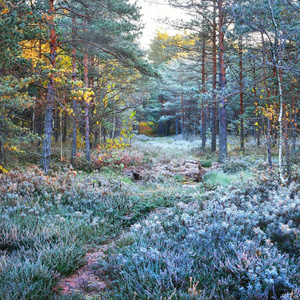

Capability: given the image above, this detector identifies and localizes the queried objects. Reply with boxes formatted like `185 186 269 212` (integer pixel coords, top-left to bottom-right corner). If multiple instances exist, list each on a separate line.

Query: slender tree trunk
36 39 42 151
36 109 42 152
252 59 260 147
71 16 77 165
94 128 98 149
84 19 91 163
54 107 59 142
268 0 284 183
267 118 273 167
84 58 90 162
201 29 206 151
112 114 116 139
32 102 36 134
291 82 297 161
180 78 184 135
99 123 102 143
239 36 244 151
252 61 257 142
261 33 273 169
211 0 217 152
60 112 63 161
62 110 68 143
41 0 56 174
284 121 291 183
0 139 3 166
218 0 227 162
90 56 95 149
41 83 54 173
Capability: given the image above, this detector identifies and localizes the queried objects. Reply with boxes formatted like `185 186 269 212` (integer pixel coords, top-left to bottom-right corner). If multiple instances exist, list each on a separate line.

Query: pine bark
261 33 273 169
291 82 297 161
84 19 91 163
71 16 77 165
218 0 227 162
211 0 217 153
41 0 56 174
239 37 244 151
201 30 206 151
268 0 284 183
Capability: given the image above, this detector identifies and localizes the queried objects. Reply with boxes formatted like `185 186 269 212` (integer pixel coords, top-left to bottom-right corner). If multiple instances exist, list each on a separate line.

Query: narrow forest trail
59 244 109 296
58 136 207 297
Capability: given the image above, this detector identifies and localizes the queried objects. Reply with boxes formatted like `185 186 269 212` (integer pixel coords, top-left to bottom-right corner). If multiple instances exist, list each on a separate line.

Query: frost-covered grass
100 180 300 299
132 135 201 164
0 163 203 299
204 170 253 187
1 136 299 299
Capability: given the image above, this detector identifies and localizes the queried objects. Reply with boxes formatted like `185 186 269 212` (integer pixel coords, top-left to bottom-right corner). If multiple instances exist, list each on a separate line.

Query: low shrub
222 159 250 173
100 181 300 299
200 159 212 168
38 242 86 276
0 256 59 300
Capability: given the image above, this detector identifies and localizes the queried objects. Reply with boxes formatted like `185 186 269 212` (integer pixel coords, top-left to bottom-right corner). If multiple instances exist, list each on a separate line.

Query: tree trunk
41 0 56 174
84 61 91 162
218 0 227 162
94 127 98 149
32 102 36 134
267 118 272 168
211 0 217 153
252 59 260 147
239 37 244 151
71 15 77 165
54 107 59 142
41 82 54 173
261 32 272 169
268 0 284 183
201 28 206 151
0 138 3 166
291 82 297 161
60 112 63 161
181 90 184 135
284 122 291 183
62 110 68 143
84 20 91 163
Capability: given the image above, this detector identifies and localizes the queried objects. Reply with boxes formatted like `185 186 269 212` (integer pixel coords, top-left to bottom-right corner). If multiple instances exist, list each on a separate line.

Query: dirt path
59 244 109 296
57 159 222 297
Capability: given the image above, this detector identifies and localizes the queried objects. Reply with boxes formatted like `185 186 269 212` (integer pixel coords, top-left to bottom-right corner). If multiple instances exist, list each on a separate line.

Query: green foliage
0 0 41 164
148 31 195 66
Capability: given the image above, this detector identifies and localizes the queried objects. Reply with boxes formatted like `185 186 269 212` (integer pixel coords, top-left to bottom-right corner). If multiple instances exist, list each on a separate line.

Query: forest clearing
0 0 299 299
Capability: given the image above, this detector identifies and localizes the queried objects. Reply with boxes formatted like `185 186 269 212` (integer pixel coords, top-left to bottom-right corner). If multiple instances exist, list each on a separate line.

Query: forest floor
1 135 300 299
58 136 219 297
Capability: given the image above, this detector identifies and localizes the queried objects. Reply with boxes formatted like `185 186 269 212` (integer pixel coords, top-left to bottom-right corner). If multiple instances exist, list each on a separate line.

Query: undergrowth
0 159 201 299
1 137 299 299
99 179 300 299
